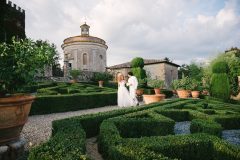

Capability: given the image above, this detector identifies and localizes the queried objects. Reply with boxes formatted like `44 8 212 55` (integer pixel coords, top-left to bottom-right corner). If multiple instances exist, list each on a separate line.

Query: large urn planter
177 90 190 98
191 91 200 98
143 94 165 104
154 88 161 94
0 95 35 145
98 81 104 87
136 89 144 96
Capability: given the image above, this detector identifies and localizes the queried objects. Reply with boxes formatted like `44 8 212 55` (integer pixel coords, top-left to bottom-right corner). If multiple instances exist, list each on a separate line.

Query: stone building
62 23 108 76
0 0 25 43
107 59 179 88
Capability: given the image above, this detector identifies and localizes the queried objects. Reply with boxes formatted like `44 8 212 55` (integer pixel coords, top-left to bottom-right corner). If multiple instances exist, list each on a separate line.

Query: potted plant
136 79 146 96
143 94 165 104
69 69 81 83
171 77 191 98
190 79 202 98
0 38 55 144
147 78 164 94
93 72 113 87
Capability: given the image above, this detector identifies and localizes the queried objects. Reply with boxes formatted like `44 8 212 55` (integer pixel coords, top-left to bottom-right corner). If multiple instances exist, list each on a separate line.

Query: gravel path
222 129 240 146
20 105 121 150
174 121 191 135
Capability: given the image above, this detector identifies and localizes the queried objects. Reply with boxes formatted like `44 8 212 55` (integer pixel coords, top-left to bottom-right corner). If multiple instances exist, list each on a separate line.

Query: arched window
83 53 87 65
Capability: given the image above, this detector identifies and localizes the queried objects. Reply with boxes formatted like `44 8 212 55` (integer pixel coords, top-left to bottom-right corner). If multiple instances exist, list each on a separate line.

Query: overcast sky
10 0 240 66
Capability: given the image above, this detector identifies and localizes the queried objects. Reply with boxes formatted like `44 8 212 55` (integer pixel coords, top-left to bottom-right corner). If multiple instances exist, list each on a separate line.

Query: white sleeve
134 77 138 89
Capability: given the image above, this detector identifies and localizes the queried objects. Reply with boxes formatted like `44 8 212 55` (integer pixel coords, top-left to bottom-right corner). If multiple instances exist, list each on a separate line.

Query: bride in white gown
118 75 133 107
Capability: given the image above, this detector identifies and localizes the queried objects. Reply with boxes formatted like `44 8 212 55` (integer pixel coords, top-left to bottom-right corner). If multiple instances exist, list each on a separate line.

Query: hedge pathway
21 105 125 150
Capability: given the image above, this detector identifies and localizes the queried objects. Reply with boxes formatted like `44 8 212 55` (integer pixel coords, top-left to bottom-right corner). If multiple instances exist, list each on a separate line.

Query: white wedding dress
118 81 133 107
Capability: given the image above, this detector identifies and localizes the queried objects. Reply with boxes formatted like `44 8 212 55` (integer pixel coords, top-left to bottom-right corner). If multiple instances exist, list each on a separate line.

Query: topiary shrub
212 61 229 73
210 61 230 101
130 57 147 87
131 57 144 68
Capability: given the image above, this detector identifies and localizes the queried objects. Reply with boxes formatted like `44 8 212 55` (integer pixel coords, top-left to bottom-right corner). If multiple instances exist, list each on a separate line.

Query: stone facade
62 23 107 76
107 59 179 89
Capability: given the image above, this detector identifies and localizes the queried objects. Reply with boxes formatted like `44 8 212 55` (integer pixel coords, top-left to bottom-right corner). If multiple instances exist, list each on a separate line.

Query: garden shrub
31 92 117 115
131 57 144 68
160 89 173 98
107 134 240 160
202 109 216 115
210 61 230 101
28 99 240 160
114 116 174 138
214 115 240 129
24 82 57 93
28 121 87 160
190 119 223 137
155 109 189 122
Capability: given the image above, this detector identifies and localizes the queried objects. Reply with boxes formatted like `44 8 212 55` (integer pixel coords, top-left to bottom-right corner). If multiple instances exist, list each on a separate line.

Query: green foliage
69 69 81 80
92 72 113 82
178 63 204 81
212 61 228 73
131 57 144 68
171 76 192 90
210 73 230 101
190 79 203 91
131 67 147 80
155 109 189 122
31 93 117 115
207 48 240 95
190 119 223 137
28 99 240 160
0 38 56 96
131 57 147 86
160 89 173 98
28 120 88 160
147 78 164 88
214 115 240 130
115 116 175 138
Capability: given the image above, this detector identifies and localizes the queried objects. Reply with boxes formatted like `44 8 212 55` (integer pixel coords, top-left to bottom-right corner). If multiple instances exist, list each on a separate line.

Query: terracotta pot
0 95 35 145
136 89 144 96
191 91 200 98
202 90 209 95
143 94 165 104
177 90 190 98
154 88 161 94
69 79 77 83
98 81 104 87
172 90 177 95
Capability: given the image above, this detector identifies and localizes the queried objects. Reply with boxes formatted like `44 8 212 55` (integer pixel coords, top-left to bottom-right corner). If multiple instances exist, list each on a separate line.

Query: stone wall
163 63 178 88
144 63 165 81
0 0 25 43
109 63 178 88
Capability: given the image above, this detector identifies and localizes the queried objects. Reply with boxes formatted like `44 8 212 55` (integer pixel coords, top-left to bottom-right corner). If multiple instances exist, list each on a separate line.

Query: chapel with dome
62 23 108 76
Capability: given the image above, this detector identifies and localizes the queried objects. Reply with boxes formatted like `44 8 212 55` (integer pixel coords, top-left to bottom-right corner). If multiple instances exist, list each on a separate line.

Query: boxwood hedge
28 99 240 160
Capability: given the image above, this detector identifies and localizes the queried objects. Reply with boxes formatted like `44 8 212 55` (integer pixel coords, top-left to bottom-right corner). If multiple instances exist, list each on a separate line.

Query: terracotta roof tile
107 59 179 69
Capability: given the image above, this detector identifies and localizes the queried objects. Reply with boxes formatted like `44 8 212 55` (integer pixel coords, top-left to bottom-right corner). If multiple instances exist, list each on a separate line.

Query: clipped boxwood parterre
28 99 240 160
30 82 118 115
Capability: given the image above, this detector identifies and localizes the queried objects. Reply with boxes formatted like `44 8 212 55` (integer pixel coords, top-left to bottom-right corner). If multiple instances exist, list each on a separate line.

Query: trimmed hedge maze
28 99 240 160
30 83 117 115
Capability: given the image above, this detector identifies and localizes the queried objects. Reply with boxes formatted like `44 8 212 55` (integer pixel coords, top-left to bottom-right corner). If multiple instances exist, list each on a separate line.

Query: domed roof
62 23 108 49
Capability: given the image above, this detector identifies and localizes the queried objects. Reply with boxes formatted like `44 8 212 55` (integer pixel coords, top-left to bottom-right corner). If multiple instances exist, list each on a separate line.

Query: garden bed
30 82 117 115
28 99 240 160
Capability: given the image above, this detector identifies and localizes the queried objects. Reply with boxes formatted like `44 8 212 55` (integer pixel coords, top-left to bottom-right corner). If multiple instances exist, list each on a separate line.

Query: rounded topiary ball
131 57 144 68
212 61 228 73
